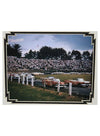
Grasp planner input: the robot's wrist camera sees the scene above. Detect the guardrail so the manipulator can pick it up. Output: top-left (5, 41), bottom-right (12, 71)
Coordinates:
top-left (8, 73), bottom-right (73, 95)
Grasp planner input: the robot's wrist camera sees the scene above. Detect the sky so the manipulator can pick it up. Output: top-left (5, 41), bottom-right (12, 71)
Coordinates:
top-left (8, 33), bottom-right (93, 57)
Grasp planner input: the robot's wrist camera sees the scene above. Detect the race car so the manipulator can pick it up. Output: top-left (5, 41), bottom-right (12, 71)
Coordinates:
top-left (64, 78), bottom-right (91, 87)
top-left (42, 77), bottom-right (65, 87)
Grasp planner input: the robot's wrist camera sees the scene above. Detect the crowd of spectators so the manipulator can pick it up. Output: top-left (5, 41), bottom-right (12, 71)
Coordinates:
top-left (7, 56), bottom-right (92, 72)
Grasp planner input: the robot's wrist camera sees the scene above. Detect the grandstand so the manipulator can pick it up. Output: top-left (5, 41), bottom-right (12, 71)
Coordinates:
top-left (7, 56), bottom-right (92, 72)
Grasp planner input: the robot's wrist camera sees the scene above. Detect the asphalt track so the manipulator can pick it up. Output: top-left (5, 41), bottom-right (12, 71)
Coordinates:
top-left (34, 80), bottom-right (91, 97)
top-left (71, 87), bottom-right (91, 96)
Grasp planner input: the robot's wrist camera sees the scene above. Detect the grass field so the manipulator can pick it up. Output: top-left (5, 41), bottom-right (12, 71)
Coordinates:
top-left (35, 73), bottom-right (92, 82)
top-left (8, 81), bottom-right (82, 102)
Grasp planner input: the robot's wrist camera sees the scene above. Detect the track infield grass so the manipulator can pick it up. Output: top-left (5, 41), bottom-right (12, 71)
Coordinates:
top-left (8, 81), bottom-right (82, 102)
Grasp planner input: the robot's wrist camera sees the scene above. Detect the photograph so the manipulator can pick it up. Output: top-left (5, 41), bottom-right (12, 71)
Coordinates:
top-left (4, 32), bottom-right (96, 104)
top-left (1, 1), bottom-right (100, 136)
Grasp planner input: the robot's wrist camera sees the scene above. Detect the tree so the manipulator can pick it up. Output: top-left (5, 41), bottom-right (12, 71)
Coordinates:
top-left (38, 46), bottom-right (67, 59)
top-left (82, 51), bottom-right (90, 60)
top-left (54, 48), bottom-right (67, 59)
top-left (89, 52), bottom-right (93, 60)
top-left (38, 46), bottom-right (53, 59)
top-left (7, 44), bottom-right (22, 58)
top-left (67, 51), bottom-right (71, 60)
top-left (25, 50), bottom-right (38, 59)
top-left (7, 44), bottom-right (14, 56)
top-left (12, 44), bottom-right (22, 58)
top-left (25, 50), bottom-right (33, 59)
top-left (71, 50), bottom-right (81, 60)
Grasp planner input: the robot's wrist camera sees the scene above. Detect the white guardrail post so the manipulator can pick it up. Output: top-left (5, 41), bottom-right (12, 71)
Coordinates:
top-left (22, 74), bottom-right (25, 85)
top-left (57, 79), bottom-right (60, 93)
top-left (18, 75), bottom-right (20, 83)
top-left (26, 76), bottom-right (28, 85)
top-left (31, 76), bottom-right (34, 86)
top-left (69, 82), bottom-right (72, 96)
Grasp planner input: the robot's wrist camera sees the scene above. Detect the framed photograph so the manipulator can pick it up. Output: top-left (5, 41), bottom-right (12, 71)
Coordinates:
top-left (4, 32), bottom-right (96, 104)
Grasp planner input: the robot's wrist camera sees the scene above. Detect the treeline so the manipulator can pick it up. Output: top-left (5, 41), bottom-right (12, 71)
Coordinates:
top-left (7, 44), bottom-right (92, 60)
top-left (25, 46), bottom-right (92, 60)
top-left (25, 46), bottom-right (67, 59)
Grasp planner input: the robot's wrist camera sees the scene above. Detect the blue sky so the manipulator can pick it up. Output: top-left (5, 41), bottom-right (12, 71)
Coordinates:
top-left (8, 34), bottom-right (93, 56)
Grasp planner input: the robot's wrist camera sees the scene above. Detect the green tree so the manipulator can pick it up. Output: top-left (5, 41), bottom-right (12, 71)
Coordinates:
top-left (7, 44), bottom-right (14, 56)
top-left (12, 44), bottom-right (22, 58)
top-left (25, 50), bottom-right (37, 59)
top-left (67, 51), bottom-right (71, 60)
top-left (7, 44), bottom-right (22, 58)
top-left (71, 50), bottom-right (81, 60)
top-left (82, 51), bottom-right (90, 60)
top-left (89, 52), bottom-right (93, 60)
top-left (38, 46), bottom-right (52, 59)
top-left (38, 46), bottom-right (67, 59)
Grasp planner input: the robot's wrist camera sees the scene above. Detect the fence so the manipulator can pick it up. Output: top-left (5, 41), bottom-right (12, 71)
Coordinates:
top-left (8, 73), bottom-right (73, 96)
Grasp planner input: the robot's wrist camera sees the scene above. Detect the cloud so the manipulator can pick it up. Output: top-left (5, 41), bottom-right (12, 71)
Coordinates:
top-left (8, 38), bottom-right (24, 43)
top-left (78, 49), bottom-right (93, 54)
top-left (8, 34), bottom-right (93, 56)
top-left (30, 34), bottom-right (72, 52)
top-left (21, 34), bottom-right (73, 56)
top-left (88, 49), bottom-right (93, 53)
